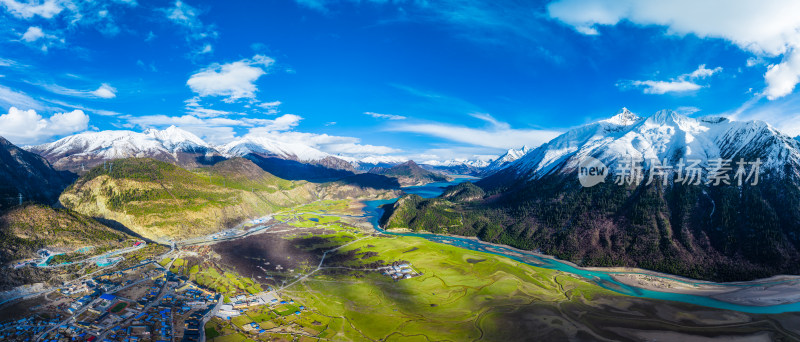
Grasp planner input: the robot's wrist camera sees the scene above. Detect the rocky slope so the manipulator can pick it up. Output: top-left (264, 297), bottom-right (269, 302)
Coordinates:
top-left (481, 146), bottom-right (531, 176)
top-left (60, 158), bottom-right (398, 241)
top-left (0, 136), bottom-right (76, 210)
top-left (369, 160), bottom-right (453, 186)
top-left (0, 204), bottom-right (133, 290)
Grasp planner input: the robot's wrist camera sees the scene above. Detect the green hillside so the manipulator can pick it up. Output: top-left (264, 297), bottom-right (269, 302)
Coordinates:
top-left (60, 158), bottom-right (318, 241)
top-left (0, 204), bottom-right (133, 289)
top-left (60, 158), bottom-right (399, 241)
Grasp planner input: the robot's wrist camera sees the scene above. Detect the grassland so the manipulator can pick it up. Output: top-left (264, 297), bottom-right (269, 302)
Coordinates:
top-left (282, 235), bottom-right (612, 341)
top-left (165, 257), bottom-right (264, 299)
top-left (195, 199), bottom-right (800, 341)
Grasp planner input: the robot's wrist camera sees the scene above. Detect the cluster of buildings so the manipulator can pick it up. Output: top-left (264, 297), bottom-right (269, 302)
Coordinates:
top-left (0, 259), bottom-right (227, 342)
top-left (0, 315), bottom-right (63, 340)
top-left (380, 262), bottom-right (420, 281)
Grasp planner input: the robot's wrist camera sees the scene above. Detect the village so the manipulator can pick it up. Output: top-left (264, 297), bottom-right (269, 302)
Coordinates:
top-left (0, 251), bottom-right (321, 342)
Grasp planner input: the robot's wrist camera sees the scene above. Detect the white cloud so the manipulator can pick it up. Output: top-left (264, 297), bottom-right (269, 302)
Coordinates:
top-left (0, 0), bottom-right (62, 19)
top-left (621, 64), bottom-right (722, 94)
top-left (365, 111), bottom-right (406, 120)
top-left (91, 83), bottom-right (117, 98)
top-left (0, 84), bottom-right (46, 110)
top-left (547, 0), bottom-right (800, 99)
top-left (42, 82), bottom-right (118, 99)
top-left (764, 51), bottom-right (800, 99)
top-left (675, 106), bottom-right (701, 115)
top-left (688, 64), bottom-right (723, 79)
top-left (18, 26), bottom-right (61, 50)
top-left (390, 114), bottom-right (562, 149)
top-left (243, 129), bottom-right (400, 156)
top-left (161, 0), bottom-right (217, 41)
top-left (627, 80), bottom-right (702, 94)
top-left (126, 112), bottom-right (396, 156)
top-left (198, 43), bottom-right (213, 54)
top-left (187, 55), bottom-right (275, 102)
top-left (0, 107), bottom-right (89, 144)
top-left (21, 26), bottom-right (44, 42)
top-left (257, 100), bottom-right (281, 114)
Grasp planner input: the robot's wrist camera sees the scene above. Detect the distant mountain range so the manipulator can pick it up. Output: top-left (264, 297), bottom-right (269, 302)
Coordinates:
top-left (24, 125), bottom-right (532, 181)
top-left (382, 108), bottom-right (800, 281)
top-left (368, 160), bottom-right (452, 186)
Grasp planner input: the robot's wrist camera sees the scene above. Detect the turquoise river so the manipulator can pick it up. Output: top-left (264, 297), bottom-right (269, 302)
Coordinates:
top-left (362, 177), bottom-right (800, 314)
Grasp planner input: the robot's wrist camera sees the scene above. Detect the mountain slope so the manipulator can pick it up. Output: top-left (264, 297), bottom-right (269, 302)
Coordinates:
top-left (60, 158), bottom-right (398, 241)
top-left (0, 136), bottom-right (76, 210)
top-left (482, 146), bottom-right (531, 175)
top-left (369, 160), bottom-right (453, 186)
top-left (420, 159), bottom-right (490, 176)
top-left (27, 126), bottom-right (221, 173)
top-left (0, 204), bottom-right (134, 290)
top-left (381, 109), bottom-right (800, 281)
top-left (60, 158), bottom-right (318, 241)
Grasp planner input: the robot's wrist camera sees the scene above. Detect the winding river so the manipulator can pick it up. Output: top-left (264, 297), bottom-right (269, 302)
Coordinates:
top-left (362, 177), bottom-right (800, 314)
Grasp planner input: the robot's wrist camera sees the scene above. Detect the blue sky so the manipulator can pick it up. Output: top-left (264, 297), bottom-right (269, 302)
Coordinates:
top-left (1, 0), bottom-right (799, 161)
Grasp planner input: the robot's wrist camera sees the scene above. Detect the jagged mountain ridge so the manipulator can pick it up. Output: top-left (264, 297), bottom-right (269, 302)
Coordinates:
top-left (26, 126), bottom-right (360, 177)
top-left (27, 126), bottom-right (222, 173)
top-left (481, 146), bottom-right (531, 175)
top-left (498, 108), bottom-right (800, 183)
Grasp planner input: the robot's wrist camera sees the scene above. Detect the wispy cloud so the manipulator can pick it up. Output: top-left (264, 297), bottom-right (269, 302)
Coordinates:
top-left (548, 0), bottom-right (800, 99)
top-left (0, 0), bottom-right (63, 19)
top-left (0, 84), bottom-right (47, 111)
top-left (293, 0), bottom-right (561, 62)
top-left (41, 82), bottom-right (117, 99)
top-left (726, 95), bottom-right (800, 137)
top-left (619, 64), bottom-right (722, 94)
top-left (160, 0), bottom-right (217, 41)
top-left (390, 113), bottom-right (561, 149)
top-left (365, 111), bottom-right (406, 120)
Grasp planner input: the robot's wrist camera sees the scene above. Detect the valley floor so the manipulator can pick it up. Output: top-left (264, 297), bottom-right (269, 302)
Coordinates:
top-left (3, 199), bottom-right (800, 341)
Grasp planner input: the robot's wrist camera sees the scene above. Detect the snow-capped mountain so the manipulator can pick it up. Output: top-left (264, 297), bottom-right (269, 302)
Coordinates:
top-left (27, 126), bottom-right (218, 172)
top-left (482, 146), bottom-right (531, 175)
top-left (144, 125), bottom-right (211, 153)
top-left (421, 158), bottom-right (490, 168)
top-left (503, 108), bottom-right (800, 182)
top-left (349, 155), bottom-right (409, 171)
top-left (218, 136), bottom-right (331, 162)
top-left (419, 158), bottom-right (491, 176)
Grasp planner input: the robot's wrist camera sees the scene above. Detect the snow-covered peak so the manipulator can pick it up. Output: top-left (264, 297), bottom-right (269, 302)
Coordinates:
top-left (421, 158), bottom-right (490, 168)
top-left (360, 155), bottom-right (408, 165)
top-left (144, 125), bottom-right (209, 150)
top-left (219, 136), bottom-right (330, 162)
top-left (25, 127), bottom-right (219, 171)
top-left (504, 108), bottom-right (800, 182)
top-left (483, 146), bottom-right (532, 174)
top-left (29, 127), bottom-right (212, 160)
top-left (602, 107), bottom-right (641, 126)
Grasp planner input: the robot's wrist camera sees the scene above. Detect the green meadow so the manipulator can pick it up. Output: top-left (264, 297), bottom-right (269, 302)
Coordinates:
top-left (281, 235), bottom-right (616, 341)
